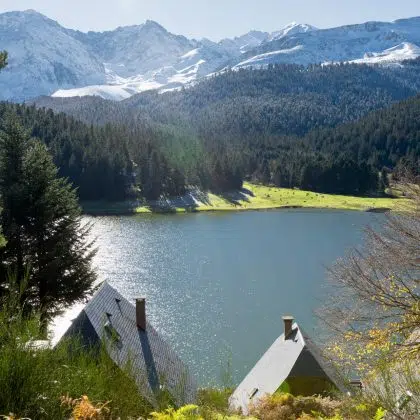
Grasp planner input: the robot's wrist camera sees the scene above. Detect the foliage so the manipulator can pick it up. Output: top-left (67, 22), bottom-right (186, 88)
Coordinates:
top-left (60, 395), bottom-right (110, 420)
top-left (361, 359), bottom-right (419, 419)
top-left (249, 393), bottom-right (342, 420)
top-left (150, 405), bottom-right (202, 420)
top-left (0, 234), bottom-right (6, 248)
top-left (196, 388), bottom-right (232, 419)
top-left (0, 289), bottom-right (152, 419)
top-left (373, 407), bottom-right (387, 420)
top-left (0, 51), bottom-right (7, 70)
top-left (319, 179), bottom-right (420, 418)
top-left (0, 114), bottom-right (96, 328)
top-left (247, 393), bottom-right (393, 420)
top-left (322, 180), bottom-right (420, 375)
top-left (150, 403), bottom-right (256, 420)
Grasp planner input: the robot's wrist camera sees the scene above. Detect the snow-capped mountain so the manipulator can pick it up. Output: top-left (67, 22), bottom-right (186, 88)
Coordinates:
top-left (69, 20), bottom-right (195, 78)
top-left (0, 10), bottom-right (105, 101)
top-left (233, 17), bottom-right (420, 68)
top-left (0, 10), bottom-right (419, 101)
top-left (52, 33), bottom-right (235, 100)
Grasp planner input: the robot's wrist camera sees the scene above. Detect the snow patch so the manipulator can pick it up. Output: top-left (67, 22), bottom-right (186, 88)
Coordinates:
top-left (181, 48), bottom-right (200, 59)
top-left (233, 46), bottom-right (304, 68)
top-left (348, 42), bottom-right (420, 64)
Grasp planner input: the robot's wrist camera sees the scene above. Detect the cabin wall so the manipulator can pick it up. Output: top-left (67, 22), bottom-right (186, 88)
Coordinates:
top-left (277, 376), bottom-right (336, 396)
top-left (275, 348), bottom-right (338, 396)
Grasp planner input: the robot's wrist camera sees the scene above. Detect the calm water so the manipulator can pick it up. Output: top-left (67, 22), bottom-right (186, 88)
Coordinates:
top-left (52, 209), bottom-right (382, 386)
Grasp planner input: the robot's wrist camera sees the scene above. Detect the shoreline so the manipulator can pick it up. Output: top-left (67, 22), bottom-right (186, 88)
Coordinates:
top-left (81, 183), bottom-right (404, 216)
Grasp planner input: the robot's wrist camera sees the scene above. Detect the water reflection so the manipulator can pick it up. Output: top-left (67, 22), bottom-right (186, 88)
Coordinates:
top-left (51, 210), bottom-right (381, 385)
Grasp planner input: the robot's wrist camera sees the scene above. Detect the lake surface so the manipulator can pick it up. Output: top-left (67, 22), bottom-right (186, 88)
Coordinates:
top-left (52, 209), bottom-right (383, 386)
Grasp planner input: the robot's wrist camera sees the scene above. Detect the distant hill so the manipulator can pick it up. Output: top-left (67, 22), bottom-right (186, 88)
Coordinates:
top-left (34, 61), bottom-right (420, 137)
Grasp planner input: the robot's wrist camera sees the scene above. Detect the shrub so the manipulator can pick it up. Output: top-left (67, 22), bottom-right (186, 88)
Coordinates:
top-left (60, 395), bottom-right (110, 420)
top-left (197, 388), bottom-right (232, 414)
top-left (249, 393), bottom-right (342, 420)
top-left (150, 405), bottom-right (202, 420)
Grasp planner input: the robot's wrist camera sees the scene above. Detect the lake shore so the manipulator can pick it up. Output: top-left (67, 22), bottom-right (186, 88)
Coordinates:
top-left (81, 183), bottom-right (407, 216)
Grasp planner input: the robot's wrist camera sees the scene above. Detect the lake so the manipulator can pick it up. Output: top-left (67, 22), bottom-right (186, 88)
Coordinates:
top-left (52, 209), bottom-right (383, 386)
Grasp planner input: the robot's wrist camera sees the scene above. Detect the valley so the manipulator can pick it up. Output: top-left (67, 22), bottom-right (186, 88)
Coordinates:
top-left (0, 5), bottom-right (419, 418)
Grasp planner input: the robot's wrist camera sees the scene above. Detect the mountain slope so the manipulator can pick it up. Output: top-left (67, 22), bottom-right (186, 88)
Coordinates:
top-left (233, 17), bottom-right (420, 68)
top-left (0, 10), bottom-right (105, 101)
top-left (1, 10), bottom-right (420, 101)
top-left (69, 20), bottom-right (195, 78)
top-left (33, 60), bottom-right (420, 138)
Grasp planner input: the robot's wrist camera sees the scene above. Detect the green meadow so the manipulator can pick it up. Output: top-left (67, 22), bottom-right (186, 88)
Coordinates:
top-left (82, 183), bottom-right (407, 215)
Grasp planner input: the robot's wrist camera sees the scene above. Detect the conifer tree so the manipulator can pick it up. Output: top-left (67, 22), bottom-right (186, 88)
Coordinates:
top-left (0, 115), bottom-right (96, 329)
top-left (0, 51), bottom-right (8, 247)
top-left (0, 115), bottom-right (28, 284)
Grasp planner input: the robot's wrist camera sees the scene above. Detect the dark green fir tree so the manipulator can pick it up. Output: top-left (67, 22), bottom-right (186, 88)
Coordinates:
top-left (0, 115), bottom-right (96, 330)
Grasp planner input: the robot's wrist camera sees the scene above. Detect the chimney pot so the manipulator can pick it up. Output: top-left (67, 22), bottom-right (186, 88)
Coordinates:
top-left (136, 298), bottom-right (146, 330)
top-left (282, 315), bottom-right (294, 339)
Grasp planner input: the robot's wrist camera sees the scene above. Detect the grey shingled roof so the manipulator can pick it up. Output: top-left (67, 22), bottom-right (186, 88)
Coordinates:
top-left (59, 282), bottom-right (197, 407)
top-left (229, 322), bottom-right (346, 414)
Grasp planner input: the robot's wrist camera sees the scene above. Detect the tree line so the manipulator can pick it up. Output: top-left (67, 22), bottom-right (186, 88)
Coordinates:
top-left (2, 92), bottom-right (419, 199)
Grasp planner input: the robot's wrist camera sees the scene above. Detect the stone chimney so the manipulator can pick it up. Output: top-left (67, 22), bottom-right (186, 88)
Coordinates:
top-left (136, 298), bottom-right (146, 330)
top-left (282, 315), bottom-right (294, 339)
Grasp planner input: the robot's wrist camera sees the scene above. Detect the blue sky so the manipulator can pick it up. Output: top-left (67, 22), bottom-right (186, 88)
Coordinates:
top-left (1, 0), bottom-right (419, 40)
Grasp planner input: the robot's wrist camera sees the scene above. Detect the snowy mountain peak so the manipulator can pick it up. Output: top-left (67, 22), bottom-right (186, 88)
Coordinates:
top-left (270, 22), bottom-right (317, 40)
top-left (1, 8), bottom-right (55, 24)
top-left (219, 30), bottom-right (270, 54)
top-left (5, 9), bottom-right (42, 16)
top-left (111, 19), bottom-right (170, 35)
top-left (23, 9), bottom-right (40, 14)
top-left (142, 19), bottom-right (169, 32)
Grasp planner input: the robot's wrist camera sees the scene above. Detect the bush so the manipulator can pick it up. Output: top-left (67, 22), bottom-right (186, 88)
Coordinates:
top-left (150, 405), bottom-right (202, 420)
top-left (249, 393), bottom-right (341, 420)
top-left (197, 388), bottom-right (232, 414)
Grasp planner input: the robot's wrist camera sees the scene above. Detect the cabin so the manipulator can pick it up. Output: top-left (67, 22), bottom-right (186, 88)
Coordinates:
top-left (57, 282), bottom-right (197, 407)
top-left (229, 315), bottom-right (346, 414)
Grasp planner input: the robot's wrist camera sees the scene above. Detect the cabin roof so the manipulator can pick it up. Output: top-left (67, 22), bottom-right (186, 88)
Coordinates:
top-left (229, 322), bottom-right (346, 413)
top-left (59, 282), bottom-right (197, 407)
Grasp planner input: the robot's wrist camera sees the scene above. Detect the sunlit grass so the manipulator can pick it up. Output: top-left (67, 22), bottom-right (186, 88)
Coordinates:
top-left (195, 183), bottom-right (407, 213)
top-left (83, 183), bottom-right (409, 215)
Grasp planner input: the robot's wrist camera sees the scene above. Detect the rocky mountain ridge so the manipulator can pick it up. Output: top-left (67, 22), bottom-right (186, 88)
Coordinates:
top-left (0, 10), bottom-right (419, 101)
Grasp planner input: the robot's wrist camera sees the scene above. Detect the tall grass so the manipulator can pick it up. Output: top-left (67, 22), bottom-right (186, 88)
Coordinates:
top-left (0, 279), bottom-right (152, 419)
